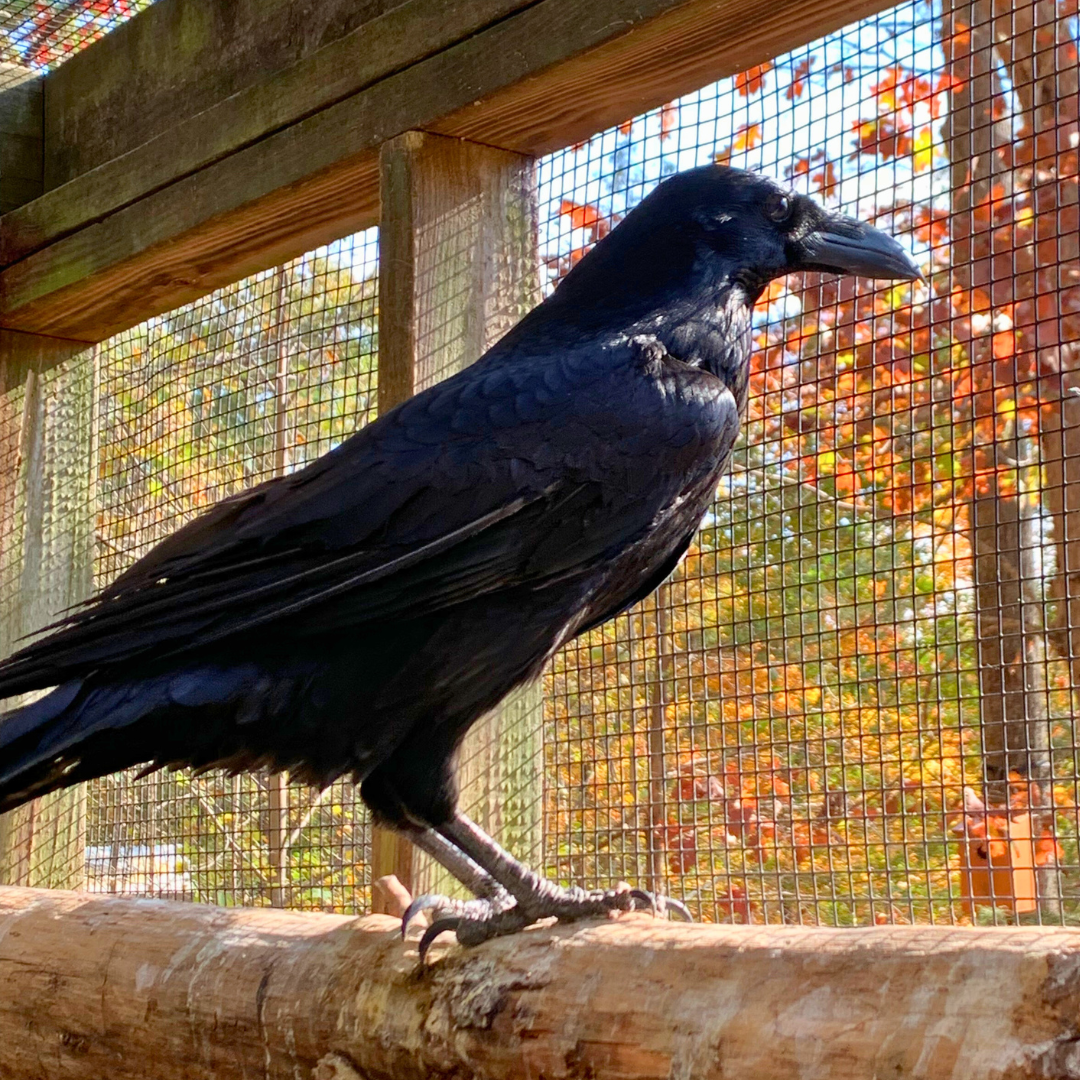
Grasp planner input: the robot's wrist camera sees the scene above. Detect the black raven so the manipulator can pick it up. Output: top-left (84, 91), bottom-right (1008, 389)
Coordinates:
top-left (0, 166), bottom-right (919, 949)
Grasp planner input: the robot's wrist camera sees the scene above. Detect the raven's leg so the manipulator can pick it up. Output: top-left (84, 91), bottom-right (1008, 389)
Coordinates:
top-left (413, 811), bottom-right (690, 952)
top-left (402, 824), bottom-right (502, 899)
top-left (396, 823), bottom-right (516, 933)
top-left (360, 765), bottom-right (516, 931)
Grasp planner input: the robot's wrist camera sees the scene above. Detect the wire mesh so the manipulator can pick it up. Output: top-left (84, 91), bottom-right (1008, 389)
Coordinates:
top-left (0, 0), bottom-right (152, 87)
top-left (0, 232), bottom-right (381, 908)
top-left (539, 0), bottom-right (1080, 926)
top-left (0, 0), bottom-right (1077, 929)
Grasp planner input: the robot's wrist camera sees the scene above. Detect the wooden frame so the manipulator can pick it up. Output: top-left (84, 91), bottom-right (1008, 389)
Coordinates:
top-left (0, 0), bottom-right (896, 344)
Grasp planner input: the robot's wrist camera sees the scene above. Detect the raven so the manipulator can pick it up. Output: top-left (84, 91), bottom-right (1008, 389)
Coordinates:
top-left (0, 166), bottom-right (919, 949)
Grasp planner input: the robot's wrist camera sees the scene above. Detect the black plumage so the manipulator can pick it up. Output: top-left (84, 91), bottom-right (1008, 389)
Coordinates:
top-left (0, 166), bottom-right (919, 943)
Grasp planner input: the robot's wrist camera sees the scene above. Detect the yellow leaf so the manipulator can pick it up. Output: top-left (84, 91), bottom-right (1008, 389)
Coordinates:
top-left (913, 127), bottom-right (934, 173)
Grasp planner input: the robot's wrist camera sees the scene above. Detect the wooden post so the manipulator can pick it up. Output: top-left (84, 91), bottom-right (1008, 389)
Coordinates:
top-left (0, 65), bottom-right (43, 214)
top-left (646, 584), bottom-right (673, 899)
top-left (4, 884), bottom-right (1080, 1080)
top-left (373, 130), bottom-right (541, 907)
top-left (0, 330), bottom-right (93, 889)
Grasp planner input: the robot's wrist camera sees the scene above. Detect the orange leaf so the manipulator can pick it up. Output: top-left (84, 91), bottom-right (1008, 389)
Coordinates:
top-left (735, 61), bottom-right (772, 98)
top-left (733, 123), bottom-right (762, 152)
top-left (558, 200), bottom-right (610, 240)
top-left (992, 331), bottom-right (1015, 359)
top-left (660, 102), bottom-right (679, 141)
top-left (787, 57), bottom-right (814, 101)
top-left (559, 199), bottom-right (600, 229)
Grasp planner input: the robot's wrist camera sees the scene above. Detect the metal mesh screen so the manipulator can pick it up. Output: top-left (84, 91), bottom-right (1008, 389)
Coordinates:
top-left (540, 0), bottom-right (1080, 926)
top-left (1, 232), bottom-right (381, 909)
top-left (0, 0), bottom-right (153, 87)
top-left (1, 0), bottom-right (1078, 929)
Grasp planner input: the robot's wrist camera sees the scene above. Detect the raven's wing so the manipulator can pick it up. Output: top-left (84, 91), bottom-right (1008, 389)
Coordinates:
top-left (0, 342), bottom-right (735, 697)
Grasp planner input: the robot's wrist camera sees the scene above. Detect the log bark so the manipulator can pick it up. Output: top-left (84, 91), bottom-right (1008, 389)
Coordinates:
top-left (3, 885), bottom-right (1080, 1080)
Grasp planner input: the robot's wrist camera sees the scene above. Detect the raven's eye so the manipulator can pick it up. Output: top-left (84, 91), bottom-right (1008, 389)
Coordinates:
top-left (765, 193), bottom-right (792, 223)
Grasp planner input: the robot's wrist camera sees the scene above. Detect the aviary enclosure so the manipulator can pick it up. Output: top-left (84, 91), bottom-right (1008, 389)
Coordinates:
top-left (0, 0), bottom-right (1078, 931)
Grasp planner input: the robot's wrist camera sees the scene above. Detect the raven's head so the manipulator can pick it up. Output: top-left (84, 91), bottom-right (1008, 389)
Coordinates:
top-left (548, 164), bottom-right (922, 323)
top-left (675, 164), bottom-right (923, 294)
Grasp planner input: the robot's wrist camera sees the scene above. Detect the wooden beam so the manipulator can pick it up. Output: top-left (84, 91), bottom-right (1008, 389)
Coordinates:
top-left (0, 0), bottom-right (896, 344)
top-left (2, 884), bottom-right (1080, 1080)
top-left (373, 130), bottom-right (542, 908)
top-left (14, 0), bottom-right (534, 264)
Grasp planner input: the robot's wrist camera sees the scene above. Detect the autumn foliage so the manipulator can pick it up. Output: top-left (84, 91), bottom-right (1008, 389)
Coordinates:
top-left (544, 0), bottom-right (1080, 926)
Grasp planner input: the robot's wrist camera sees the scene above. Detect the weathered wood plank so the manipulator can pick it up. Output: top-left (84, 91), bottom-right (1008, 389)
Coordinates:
top-left (0, 0), bottom-right (897, 343)
top-left (43, 0), bottom-right (390, 186)
top-left (0, 66), bottom-right (42, 215)
top-left (1, 883), bottom-right (1079, 1080)
top-left (372, 131), bottom-right (543, 906)
top-left (10, 0), bottom-right (533, 268)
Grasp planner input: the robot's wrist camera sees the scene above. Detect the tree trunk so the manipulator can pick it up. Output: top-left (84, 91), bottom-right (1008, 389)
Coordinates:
top-left (943, 0), bottom-right (1079, 914)
top-left (942, 0), bottom-right (1048, 802)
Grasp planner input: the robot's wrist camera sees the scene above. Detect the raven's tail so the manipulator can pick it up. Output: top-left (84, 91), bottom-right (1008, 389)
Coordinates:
top-left (0, 676), bottom-right (198, 813)
top-left (0, 681), bottom-right (94, 812)
top-left (0, 663), bottom-right (309, 813)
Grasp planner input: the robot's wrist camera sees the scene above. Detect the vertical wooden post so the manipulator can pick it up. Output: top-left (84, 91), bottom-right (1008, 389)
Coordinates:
top-left (0, 329), bottom-right (92, 889)
top-left (0, 64), bottom-right (43, 215)
top-left (373, 130), bottom-right (541, 908)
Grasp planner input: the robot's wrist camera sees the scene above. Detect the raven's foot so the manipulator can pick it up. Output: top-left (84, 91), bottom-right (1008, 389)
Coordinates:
top-left (415, 882), bottom-right (689, 960)
top-left (401, 888), bottom-right (515, 937)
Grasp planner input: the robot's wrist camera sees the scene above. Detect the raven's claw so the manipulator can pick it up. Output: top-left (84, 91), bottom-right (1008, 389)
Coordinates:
top-left (419, 917), bottom-right (464, 961)
top-left (401, 890), bottom-right (515, 938)
top-left (413, 883), bottom-right (691, 961)
top-left (401, 893), bottom-right (457, 937)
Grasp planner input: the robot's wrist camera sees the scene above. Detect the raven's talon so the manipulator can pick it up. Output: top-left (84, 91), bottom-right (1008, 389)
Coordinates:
top-left (402, 890), bottom-right (516, 938)
top-left (411, 883), bottom-right (690, 958)
top-left (416, 904), bottom-right (530, 960)
top-left (526, 883), bottom-right (691, 925)
top-left (401, 893), bottom-right (461, 937)
top-left (418, 917), bottom-right (463, 962)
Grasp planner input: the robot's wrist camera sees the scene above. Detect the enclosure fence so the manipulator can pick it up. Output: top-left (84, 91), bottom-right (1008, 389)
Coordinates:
top-left (1, 0), bottom-right (1078, 927)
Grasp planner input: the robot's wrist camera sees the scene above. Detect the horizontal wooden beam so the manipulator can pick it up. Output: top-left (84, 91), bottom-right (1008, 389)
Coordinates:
top-left (1, 884), bottom-right (1079, 1080)
top-left (0, 0), bottom-right (894, 343)
top-left (9, 0), bottom-right (534, 266)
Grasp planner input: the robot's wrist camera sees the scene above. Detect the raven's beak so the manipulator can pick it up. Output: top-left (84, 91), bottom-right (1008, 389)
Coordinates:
top-left (796, 214), bottom-right (925, 282)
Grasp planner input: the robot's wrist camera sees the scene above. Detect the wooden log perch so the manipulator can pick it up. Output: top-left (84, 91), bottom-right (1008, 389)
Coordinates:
top-left (2, 885), bottom-right (1080, 1080)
